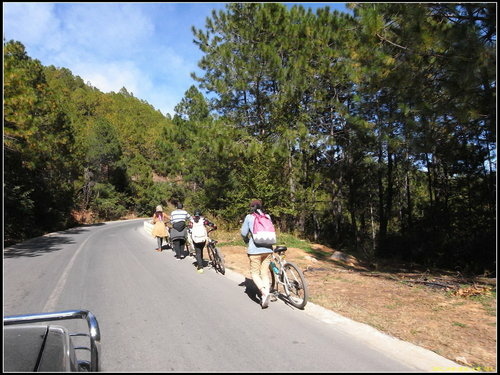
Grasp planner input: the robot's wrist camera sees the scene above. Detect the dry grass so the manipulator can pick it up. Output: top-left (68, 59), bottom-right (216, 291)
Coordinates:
top-left (214, 232), bottom-right (496, 371)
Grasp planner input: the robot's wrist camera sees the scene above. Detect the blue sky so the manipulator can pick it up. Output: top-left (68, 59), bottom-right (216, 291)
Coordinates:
top-left (3, 2), bottom-right (350, 117)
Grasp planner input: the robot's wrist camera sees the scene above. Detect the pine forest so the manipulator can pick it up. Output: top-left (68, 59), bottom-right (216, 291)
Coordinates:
top-left (4, 3), bottom-right (496, 275)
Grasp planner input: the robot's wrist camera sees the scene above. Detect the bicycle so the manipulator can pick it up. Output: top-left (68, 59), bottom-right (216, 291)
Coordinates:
top-left (206, 229), bottom-right (225, 275)
top-left (163, 232), bottom-right (173, 252)
top-left (268, 245), bottom-right (308, 309)
top-left (185, 229), bottom-right (196, 258)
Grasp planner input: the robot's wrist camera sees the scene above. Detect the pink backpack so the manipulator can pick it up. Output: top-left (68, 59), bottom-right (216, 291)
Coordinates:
top-left (252, 212), bottom-right (276, 246)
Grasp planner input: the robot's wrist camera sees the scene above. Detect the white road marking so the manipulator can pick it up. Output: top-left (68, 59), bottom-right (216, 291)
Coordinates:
top-left (43, 232), bottom-right (94, 312)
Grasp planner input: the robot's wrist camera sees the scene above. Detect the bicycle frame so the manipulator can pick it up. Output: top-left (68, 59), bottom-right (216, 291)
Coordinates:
top-left (206, 230), bottom-right (225, 274)
top-left (269, 246), bottom-right (308, 309)
top-left (271, 250), bottom-right (289, 292)
top-left (186, 229), bottom-right (195, 256)
top-left (206, 229), bottom-right (218, 252)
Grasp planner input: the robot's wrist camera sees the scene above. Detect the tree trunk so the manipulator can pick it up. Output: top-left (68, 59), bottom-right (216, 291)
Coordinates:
top-left (377, 145), bottom-right (387, 246)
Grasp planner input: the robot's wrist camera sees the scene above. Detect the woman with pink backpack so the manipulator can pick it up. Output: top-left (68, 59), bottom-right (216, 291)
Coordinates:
top-left (240, 199), bottom-right (276, 309)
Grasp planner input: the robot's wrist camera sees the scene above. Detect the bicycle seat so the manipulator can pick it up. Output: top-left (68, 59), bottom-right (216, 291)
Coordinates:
top-left (274, 246), bottom-right (287, 253)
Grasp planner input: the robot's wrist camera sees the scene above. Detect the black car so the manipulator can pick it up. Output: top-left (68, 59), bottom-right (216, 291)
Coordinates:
top-left (3, 310), bottom-right (100, 372)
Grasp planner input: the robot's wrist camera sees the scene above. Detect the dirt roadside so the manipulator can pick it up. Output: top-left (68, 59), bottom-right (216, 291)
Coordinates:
top-left (217, 241), bottom-right (496, 372)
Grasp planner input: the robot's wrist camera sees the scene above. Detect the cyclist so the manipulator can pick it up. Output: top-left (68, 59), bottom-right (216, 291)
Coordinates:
top-left (188, 210), bottom-right (217, 273)
top-left (240, 199), bottom-right (274, 308)
top-left (169, 202), bottom-right (191, 260)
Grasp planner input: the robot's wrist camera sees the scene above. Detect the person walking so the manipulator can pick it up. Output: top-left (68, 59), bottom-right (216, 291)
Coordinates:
top-left (240, 199), bottom-right (274, 308)
top-left (151, 205), bottom-right (168, 252)
top-left (189, 210), bottom-right (217, 274)
top-left (169, 202), bottom-right (191, 260)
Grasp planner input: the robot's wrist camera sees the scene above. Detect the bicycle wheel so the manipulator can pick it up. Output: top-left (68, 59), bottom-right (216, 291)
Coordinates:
top-left (213, 246), bottom-right (225, 275)
top-left (207, 243), bottom-right (215, 266)
top-left (282, 262), bottom-right (308, 309)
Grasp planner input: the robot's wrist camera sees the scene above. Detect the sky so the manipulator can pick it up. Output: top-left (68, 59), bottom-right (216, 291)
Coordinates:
top-left (3, 2), bottom-right (351, 117)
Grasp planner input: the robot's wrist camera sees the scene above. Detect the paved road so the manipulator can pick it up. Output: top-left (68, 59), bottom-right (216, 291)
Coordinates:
top-left (4, 219), bottom-right (460, 372)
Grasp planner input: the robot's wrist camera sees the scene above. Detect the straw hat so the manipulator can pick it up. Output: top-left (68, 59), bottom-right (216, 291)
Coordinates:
top-left (156, 205), bottom-right (163, 212)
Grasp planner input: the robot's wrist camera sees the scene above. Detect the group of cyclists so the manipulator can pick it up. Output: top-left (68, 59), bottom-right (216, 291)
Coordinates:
top-left (151, 199), bottom-right (305, 310)
top-left (151, 202), bottom-right (217, 274)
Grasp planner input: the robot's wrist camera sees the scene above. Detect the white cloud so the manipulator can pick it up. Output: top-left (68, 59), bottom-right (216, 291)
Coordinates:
top-left (3, 3), bottom-right (60, 46)
top-left (61, 3), bottom-right (154, 58)
top-left (71, 58), bottom-right (183, 116)
top-left (152, 46), bottom-right (198, 84)
top-left (71, 60), bottom-right (143, 94)
top-left (4, 2), bottom-right (350, 119)
top-left (146, 89), bottom-right (181, 117)
top-left (3, 2), bottom-right (218, 117)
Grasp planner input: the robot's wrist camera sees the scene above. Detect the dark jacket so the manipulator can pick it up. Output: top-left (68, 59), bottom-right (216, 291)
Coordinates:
top-left (170, 225), bottom-right (187, 241)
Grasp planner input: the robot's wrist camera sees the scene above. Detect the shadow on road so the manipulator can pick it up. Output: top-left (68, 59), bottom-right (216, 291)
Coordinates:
top-left (238, 277), bottom-right (261, 305)
top-left (3, 224), bottom-right (105, 259)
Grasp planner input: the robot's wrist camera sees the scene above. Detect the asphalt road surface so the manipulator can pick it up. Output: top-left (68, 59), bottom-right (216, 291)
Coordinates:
top-left (4, 219), bottom-right (461, 372)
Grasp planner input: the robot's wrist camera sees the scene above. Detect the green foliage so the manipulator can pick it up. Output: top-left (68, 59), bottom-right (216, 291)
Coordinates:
top-left (90, 183), bottom-right (128, 220)
top-left (3, 3), bottom-right (496, 276)
top-left (4, 40), bottom-right (77, 244)
top-left (276, 233), bottom-right (313, 252)
top-left (190, 3), bottom-right (495, 273)
top-left (174, 85), bottom-right (210, 122)
top-left (86, 118), bottom-right (122, 177)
